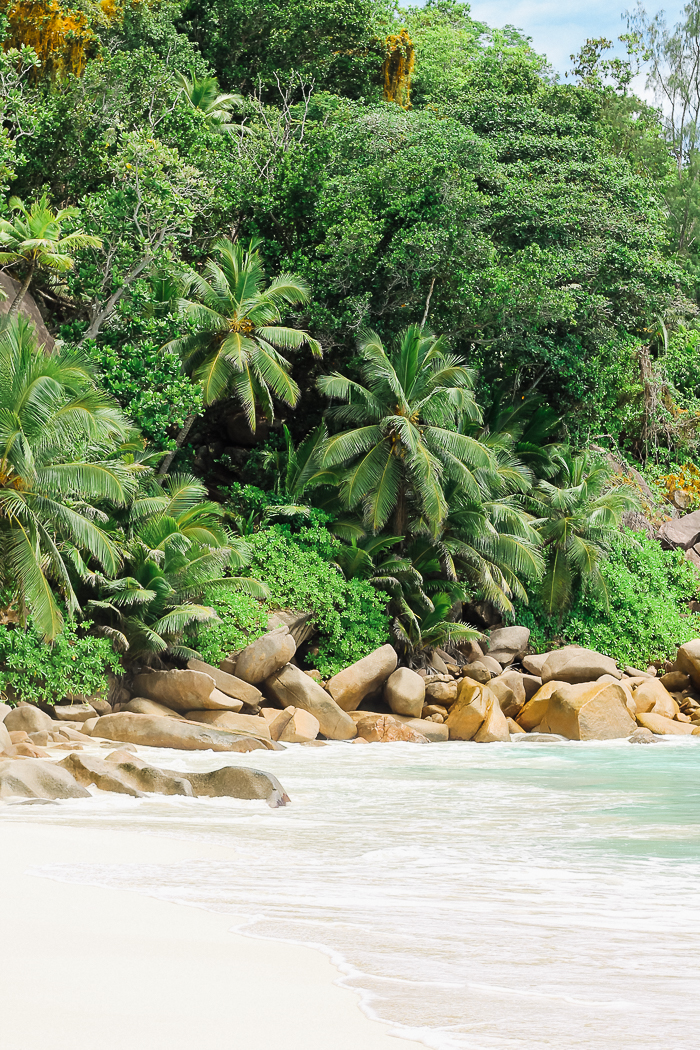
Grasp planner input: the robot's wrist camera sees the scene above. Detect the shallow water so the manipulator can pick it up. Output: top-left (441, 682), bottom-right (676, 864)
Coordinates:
top-left (3, 737), bottom-right (700, 1049)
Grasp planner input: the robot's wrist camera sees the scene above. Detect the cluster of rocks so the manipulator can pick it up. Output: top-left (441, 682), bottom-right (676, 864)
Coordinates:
top-left (3, 620), bottom-right (700, 801)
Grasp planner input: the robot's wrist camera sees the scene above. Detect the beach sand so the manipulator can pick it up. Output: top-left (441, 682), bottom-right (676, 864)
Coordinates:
top-left (0, 818), bottom-right (424, 1050)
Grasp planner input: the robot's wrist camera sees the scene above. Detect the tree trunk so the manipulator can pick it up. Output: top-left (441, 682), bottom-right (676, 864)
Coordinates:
top-left (7, 263), bottom-right (34, 319)
top-left (392, 481), bottom-right (407, 544)
top-left (157, 413), bottom-right (197, 475)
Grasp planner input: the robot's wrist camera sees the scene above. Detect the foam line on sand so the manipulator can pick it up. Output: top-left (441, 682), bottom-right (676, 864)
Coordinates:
top-left (0, 819), bottom-right (425, 1050)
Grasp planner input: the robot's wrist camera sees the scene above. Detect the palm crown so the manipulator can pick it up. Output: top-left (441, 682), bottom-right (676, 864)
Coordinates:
top-left (0, 318), bottom-right (134, 639)
top-left (528, 449), bottom-right (639, 618)
top-left (0, 194), bottom-right (102, 318)
top-left (165, 237), bottom-right (321, 428)
top-left (317, 325), bottom-right (491, 535)
top-left (175, 71), bottom-right (245, 133)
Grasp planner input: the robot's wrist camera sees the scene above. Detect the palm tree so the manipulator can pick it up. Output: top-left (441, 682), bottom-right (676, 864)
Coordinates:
top-left (528, 449), bottom-right (639, 619)
top-left (0, 318), bottom-right (133, 639)
top-left (317, 325), bottom-right (490, 536)
top-left (175, 71), bottom-right (245, 134)
top-left (161, 238), bottom-right (321, 473)
top-left (0, 194), bottom-right (101, 318)
top-left (87, 474), bottom-right (267, 659)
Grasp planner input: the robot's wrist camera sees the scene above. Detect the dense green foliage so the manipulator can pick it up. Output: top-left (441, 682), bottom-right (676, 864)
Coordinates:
top-left (0, 617), bottom-right (120, 705)
top-left (2, 0), bottom-right (700, 688)
top-left (245, 525), bottom-right (391, 676)
top-left (518, 530), bottom-right (700, 668)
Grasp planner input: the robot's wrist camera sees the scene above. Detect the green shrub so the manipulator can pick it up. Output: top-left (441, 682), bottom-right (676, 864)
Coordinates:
top-left (245, 525), bottom-right (390, 677)
top-left (0, 620), bottom-right (121, 706)
top-left (195, 587), bottom-right (269, 665)
top-left (515, 529), bottom-right (700, 667)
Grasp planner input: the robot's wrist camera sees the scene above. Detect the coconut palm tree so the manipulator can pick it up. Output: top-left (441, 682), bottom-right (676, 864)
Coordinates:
top-left (87, 474), bottom-right (267, 659)
top-left (528, 448), bottom-right (639, 619)
top-left (162, 238), bottom-right (321, 463)
top-left (175, 71), bottom-right (245, 134)
top-left (317, 324), bottom-right (490, 536)
top-left (0, 194), bottom-right (101, 318)
top-left (0, 318), bottom-right (133, 639)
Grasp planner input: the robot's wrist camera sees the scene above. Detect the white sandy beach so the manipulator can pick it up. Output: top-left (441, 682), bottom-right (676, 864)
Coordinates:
top-left (0, 818), bottom-right (424, 1050)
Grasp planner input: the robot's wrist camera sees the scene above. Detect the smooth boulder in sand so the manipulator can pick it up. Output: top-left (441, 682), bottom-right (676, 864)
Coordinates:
top-left (234, 627), bottom-right (297, 685)
top-left (384, 667), bottom-right (425, 718)
top-left (92, 713), bottom-right (268, 752)
top-left (0, 720), bottom-right (12, 754)
top-left (486, 626), bottom-right (530, 665)
top-left (181, 765), bottom-right (290, 807)
top-left (130, 669), bottom-right (218, 713)
top-left (472, 697), bottom-right (510, 742)
top-left (4, 707), bottom-right (53, 735)
top-left (636, 712), bottom-right (695, 736)
top-left (489, 671), bottom-right (527, 719)
top-left (545, 681), bottom-right (636, 740)
top-left (187, 658), bottom-right (259, 707)
top-left (124, 698), bottom-right (190, 721)
top-left (52, 704), bottom-right (97, 722)
top-left (326, 644), bottom-right (398, 712)
top-left (445, 681), bottom-right (494, 740)
top-left (277, 708), bottom-right (320, 743)
top-left (0, 758), bottom-right (91, 800)
top-left (389, 715), bottom-right (449, 742)
top-left (632, 679), bottom-right (679, 718)
top-left (185, 709), bottom-right (272, 741)
top-left (541, 647), bottom-right (621, 684)
top-left (424, 679), bottom-right (458, 703)
top-left (59, 753), bottom-right (194, 797)
top-left (675, 639), bottom-right (700, 688)
top-left (264, 663), bottom-right (357, 739)
top-left (353, 714), bottom-right (429, 743)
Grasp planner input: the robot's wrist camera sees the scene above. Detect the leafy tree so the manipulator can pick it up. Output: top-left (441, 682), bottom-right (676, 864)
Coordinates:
top-left (164, 236), bottom-right (322, 435)
top-left (527, 449), bottom-right (639, 619)
top-left (0, 318), bottom-right (133, 639)
top-left (0, 193), bottom-right (101, 317)
top-left (317, 324), bottom-right (489, 536)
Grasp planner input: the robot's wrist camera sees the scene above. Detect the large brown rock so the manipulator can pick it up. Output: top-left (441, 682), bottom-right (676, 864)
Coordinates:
top-left (545, 682), bottom-right (636, 740)
top-left (424, 679), bottom-right (458, 704)
top-left (632, 679), bottom-right (679, 719)
top-left (516, 681), bottom-right (561, 731)
top-left (675, 639), bottom-right (700, 688)
top-left (234, 627), bottom-right (297, 684)
top-left (3, 706), bottom-right (53, 734)
top-left (187, 658), bottom-right (259, 707)
top-left (91, 713), bottom-right (268, 752)
top-left (489, 672), bottom-right (527, 719)
top-left (185, 709), bottom-right (272, 741)
top-left (354, 713), bottom-right (429, 743)
top-left (124, 698), bottom-right (189, 721)
top-left (391, 715), bottom-right (449, 742)
top-left (445, 681), bottom-right (491, 740)
top-left (657, 510), bottom-right (700, 550)
top-left (0, 758), bottom-right (90, 799)
top-left (277, 708), bottom-right (320, 743)
top-left (636, 712), bottom-right (695, 736)
top-left (59, 753), bottom-right (193, 797)
top-left (326, 644), bottom-right (398, 712)
top-left (180, 766), bottom-right (290, 807)
top-left (384, 667), bottom-right (425, 718)
top-left (541, 647), bottom-right (620, 684)
top-left (130, 670), bottom-right (217, 713)
top-left (521, 652), bottom-right (550, 676)
top-left (0, 702), bottom-right (10, 722)
top-left (473, 697), bottom-right (510, 742)
top-left (486, 626), bottom-right (530, 665)
top-left (52, 704), bottom-right (97, 722)
top-left (264, 663), bottom-right (356, 739)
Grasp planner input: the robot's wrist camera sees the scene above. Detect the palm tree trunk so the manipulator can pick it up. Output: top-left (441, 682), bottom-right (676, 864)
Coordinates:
top-left (393, 481), bottom-right (407, 543)
top-left (8, 262), bottom-right (35, 319)
top-left (158, 414), bottom-right (197, 475)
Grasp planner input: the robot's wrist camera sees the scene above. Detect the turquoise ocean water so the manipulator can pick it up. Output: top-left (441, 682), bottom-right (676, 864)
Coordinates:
top-left (3, 737), bottom-right (699, 1049)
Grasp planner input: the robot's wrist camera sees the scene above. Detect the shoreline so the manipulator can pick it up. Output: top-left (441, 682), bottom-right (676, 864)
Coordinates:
top-left (0, 818), bottom-right (425, 1050)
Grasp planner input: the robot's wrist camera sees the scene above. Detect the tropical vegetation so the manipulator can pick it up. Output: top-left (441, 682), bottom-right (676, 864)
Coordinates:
top-left (3, 0), bottom-right (700, 694)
